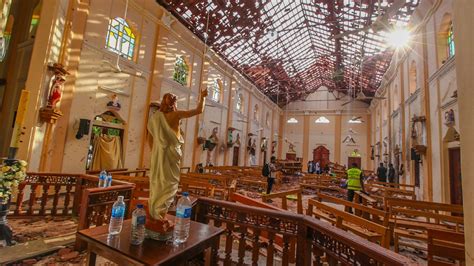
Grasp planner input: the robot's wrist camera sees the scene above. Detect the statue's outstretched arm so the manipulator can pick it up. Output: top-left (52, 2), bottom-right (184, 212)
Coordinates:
top-left (175, 88), bottom-right (208, 119)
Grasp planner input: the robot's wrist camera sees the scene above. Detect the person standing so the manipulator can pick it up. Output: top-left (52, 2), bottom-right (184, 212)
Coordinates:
top-left (266, 156), bottom-right (278, 195)
top-left (388, 163), bottom-right (396, 183)
top-left (376, 162), bottom-right (387, 182)
top-left (315, 161), bottom-right (321, 174)
top-left (346, 162), bottom-right (364, 213)
top-left (307, 160), bottom-right (314, 174)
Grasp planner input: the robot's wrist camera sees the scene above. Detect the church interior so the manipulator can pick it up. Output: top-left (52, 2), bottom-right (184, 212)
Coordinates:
top-left (0, 0), bottom-right (472, 265)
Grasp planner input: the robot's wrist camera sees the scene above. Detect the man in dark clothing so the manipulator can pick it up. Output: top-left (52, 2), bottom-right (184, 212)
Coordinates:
top-left (266, 156), bottom-right (277, 195)
top-left (388, 163), bottom-right (396, 183)
top-left (376, 163), bottom-right (387, 182)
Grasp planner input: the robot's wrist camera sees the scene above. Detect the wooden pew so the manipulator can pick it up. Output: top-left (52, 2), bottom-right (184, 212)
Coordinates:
top-left (229, 193), bottom-right (297, 263)
top-left (261, 189), bottom-right (303, 214)
top-left (307, 198), bottom-right (391, 248)
top-left (427, 229), bottom-right (465, 265)
top-left (371, 181), bottom-right (416, 192)
top-left (315, 193), bottom-right (389, 227)
top-left (86, 168), bottom-right (128, 175)
top-left (386, 198), bottom-right (464, 252)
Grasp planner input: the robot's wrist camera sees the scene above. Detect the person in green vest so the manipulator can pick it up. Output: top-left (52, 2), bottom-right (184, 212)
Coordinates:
top-left (346, 162), bottom-right (365, 213)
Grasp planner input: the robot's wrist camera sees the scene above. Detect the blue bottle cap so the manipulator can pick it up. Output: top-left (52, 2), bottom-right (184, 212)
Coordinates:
top-left (137, 204), bottom-right (144, 208)
top-left (182, 192), bottom-right (189, 197)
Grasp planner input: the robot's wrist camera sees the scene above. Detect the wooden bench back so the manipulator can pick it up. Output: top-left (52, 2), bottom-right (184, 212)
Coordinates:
top-left (387, 198), bottom-right (464, 231)
top-left (307, 198), bottom-right (390, 248)
top-left (371, 181), bottom-right (415, 192)
top-left (427, 229), bottom-right (465, 264)
top-left (261, 189), bottom-right (303, 214)
top-left (315, 193), bottom-right (389, 226)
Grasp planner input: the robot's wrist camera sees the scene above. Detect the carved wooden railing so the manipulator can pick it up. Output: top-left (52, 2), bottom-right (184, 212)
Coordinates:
top-left (11, 173), bottom-right (89, 217)
top-left (194, 197), bottom-right (418, 266)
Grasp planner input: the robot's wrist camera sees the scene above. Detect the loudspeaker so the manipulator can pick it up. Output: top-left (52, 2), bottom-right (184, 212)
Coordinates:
top-left (75, 119), bottom-right (90, 139)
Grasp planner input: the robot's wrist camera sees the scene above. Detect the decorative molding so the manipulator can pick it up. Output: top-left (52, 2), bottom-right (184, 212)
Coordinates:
top-left (440, 98), bottom-right (457, 110)
top-left (405, 88), bottom-right (421, 105)
top-left (428, 56), bottom-right (456, 84)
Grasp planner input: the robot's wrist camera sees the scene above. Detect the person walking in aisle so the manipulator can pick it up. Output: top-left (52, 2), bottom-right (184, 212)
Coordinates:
top-left (376, 162), bottom-right (387, 182)
top-left (346, 162), bottom-right (364, 213)
top-left (266, 156), bottom-right (278, 196)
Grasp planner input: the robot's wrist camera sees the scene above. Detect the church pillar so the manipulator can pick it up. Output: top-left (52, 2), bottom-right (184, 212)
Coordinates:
top-left (421, 25), bottom-right (434, 201)
top-left (302, 115), bottom-right (310, 166)
top-left (453, 0), bottom-right (474, 263)
top-left (334, 114), bottom-right (342, 164)
top-left (223, 79), bottom-right (234, 165)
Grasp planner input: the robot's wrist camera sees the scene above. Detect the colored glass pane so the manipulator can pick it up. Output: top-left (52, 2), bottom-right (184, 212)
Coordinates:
top-left (447, 23), bottom-right (455, 58)
top-left (173, 56), bottom-right (189, 86)
top-left (106, 17), bottom-right (136, 60)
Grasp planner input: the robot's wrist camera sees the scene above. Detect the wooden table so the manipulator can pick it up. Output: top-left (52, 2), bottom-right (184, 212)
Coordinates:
top-left (77, 216), bottom-right (224, 266)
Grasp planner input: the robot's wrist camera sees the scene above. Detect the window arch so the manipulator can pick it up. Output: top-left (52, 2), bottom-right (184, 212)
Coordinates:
top-left (106, 17), bottom-right (136, 60)
top-left (265, 111), bottom-right (271, 127)
top-left (409, 61), bottom-right (417, 94)
top-left (209, 78), bottom-right (222, 102)
top-left (236, 92), bottom-right (244, 113)
top-left (437, 13), bottom-right (454, 65)
top-left (253, 104), bottom-right (259, 121)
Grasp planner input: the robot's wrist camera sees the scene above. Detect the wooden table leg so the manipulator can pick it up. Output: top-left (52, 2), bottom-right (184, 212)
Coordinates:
top-left (87, 246), bottom-right (97, 266)
top-left (209, 236), bottom-right (220, 266)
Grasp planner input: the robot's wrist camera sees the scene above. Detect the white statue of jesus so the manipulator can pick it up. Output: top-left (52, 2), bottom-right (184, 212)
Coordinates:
top-left (147, 88), bottom-right (207, 222)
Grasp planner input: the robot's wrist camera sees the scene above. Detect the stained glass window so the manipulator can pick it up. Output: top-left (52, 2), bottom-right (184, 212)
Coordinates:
top-left (447, 22), bottom-right (455, 58)
top-left (173, 56), bottom-right (189, 86)
top-left (253, 104), bottom-right (259, 121)
top-left (106, 17), bottom-right (136, 60)
top-left (0, 0), bottom-right (13, 62)
top-left (209, 78), bottom-right (222, 102)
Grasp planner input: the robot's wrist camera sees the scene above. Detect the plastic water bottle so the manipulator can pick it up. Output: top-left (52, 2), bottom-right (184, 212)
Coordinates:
top-left (98, 170), bottom-right (107, 187)
top-left (106, 174), bottom-right (113, 187)
top-left (173, 192), bottom-right (192, 244)
top-left (130, 204), bottom-right (146, 245)
top-left (109, 196), bottom-right (126, 235)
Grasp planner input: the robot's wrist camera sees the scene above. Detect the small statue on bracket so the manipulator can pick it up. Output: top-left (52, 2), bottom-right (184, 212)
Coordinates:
top-left (106, 94), bottom-right (121, 111)
top-left (46, 63), bottom-right (69, 109)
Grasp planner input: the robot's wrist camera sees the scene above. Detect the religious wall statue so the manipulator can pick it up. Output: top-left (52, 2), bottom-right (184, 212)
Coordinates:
top-left (444, 109), bottom-right (455, 126)
top-left (271, 140), bottom-right (277, 155)
top-left (288, 142), bottom-right (296, 153)
top-left (235, 133), bottom-right (241, 147)
top-left (106, 94), bottom-right (121, 111)
top-left (46, 63), bottom-right (69, 109)
top-left (260, 137), bottom-right (268, 152)
top-left (146, 88), bottom-right (208, 240)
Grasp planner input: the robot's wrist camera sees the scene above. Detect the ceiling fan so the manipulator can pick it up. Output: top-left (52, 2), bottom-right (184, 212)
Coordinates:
top-left (349, 116), bottom-right (365, 123)
top-left (331, 0), bottom-right (407, 39)
top-left (341, 90), bottom-right (386, 106)
top-left (100, 60), bottom-right (145, 79)
top-left (99, 0), bottom-right (144, 79)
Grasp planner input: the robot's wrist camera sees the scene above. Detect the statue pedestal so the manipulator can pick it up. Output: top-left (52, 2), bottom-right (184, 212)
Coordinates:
top-left (145, 211), bottom-right (174, 241)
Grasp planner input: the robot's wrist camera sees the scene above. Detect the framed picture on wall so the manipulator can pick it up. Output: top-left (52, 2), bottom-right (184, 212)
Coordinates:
top-left (0, 79), bottom-right (6, 110)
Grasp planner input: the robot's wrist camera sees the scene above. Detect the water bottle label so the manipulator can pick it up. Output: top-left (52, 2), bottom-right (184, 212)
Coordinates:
top-left (111, 207), bottom-right (125, 218)
top-left (132, 215), bottom-right (146, 226)
top-left (176, 207), bottom-right (192, 218)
